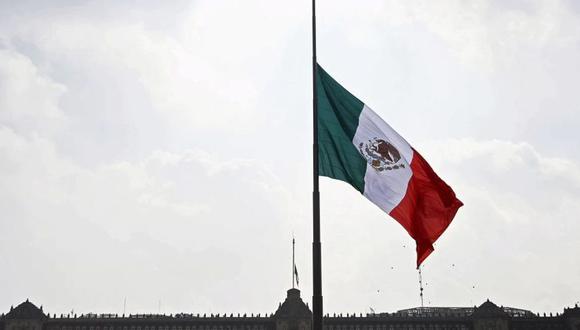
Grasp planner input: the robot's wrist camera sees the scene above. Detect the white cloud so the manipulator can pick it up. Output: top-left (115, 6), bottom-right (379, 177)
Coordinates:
top-left (0, 47), bottom-right (68, 136)
top-left (0, 1), bottom-right (307, 133)
top-left (324, 0), bottom-right (580, 70)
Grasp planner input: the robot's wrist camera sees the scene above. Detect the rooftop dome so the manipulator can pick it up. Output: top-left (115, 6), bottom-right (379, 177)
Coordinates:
top-left (5, 300), bottom-right (46, 320)
top-left (472, 299), bottom-right (508, 318)
top-left (273, 288), bottom-right (312, 319)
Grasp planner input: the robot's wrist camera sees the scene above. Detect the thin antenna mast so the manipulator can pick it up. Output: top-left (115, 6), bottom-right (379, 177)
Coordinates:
top-left (418, 267), bottom-right (424, 308)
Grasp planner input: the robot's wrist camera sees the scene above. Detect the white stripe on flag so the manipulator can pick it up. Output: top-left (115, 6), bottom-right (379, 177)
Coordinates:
top-left (352, 105), bottom-right (413, 213)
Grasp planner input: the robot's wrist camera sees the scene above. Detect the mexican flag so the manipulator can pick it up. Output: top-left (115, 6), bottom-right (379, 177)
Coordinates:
top-left (317, 64), bottom-right (463, 267)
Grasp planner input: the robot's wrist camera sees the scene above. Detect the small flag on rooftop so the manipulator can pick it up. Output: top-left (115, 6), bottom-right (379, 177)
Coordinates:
top-left (294, 264), bottom-right (299, 287)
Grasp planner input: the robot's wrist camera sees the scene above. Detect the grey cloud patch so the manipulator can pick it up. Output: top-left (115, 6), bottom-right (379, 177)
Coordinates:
top-left (0, 126), bottom-right (293, 313)
top-left (312, 138), bottom-right (580, 313)
top-left (410, 138), bottom-right (580, 311)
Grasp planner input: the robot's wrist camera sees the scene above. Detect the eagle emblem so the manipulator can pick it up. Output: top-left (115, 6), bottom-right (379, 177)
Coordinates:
top-left (358, 138), bottom-right (405, 171)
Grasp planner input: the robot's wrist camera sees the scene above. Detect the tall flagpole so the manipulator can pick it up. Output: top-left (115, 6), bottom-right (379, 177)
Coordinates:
top-left (312, 0), bottom-right (323, 329)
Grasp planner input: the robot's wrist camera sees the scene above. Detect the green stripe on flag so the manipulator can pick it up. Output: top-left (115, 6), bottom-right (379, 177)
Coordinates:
top-left (317, 64), bottom-right (367, 193)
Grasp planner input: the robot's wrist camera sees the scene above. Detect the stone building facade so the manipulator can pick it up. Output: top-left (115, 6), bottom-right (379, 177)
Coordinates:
top-left (2, 289), bottom-right (579, 330)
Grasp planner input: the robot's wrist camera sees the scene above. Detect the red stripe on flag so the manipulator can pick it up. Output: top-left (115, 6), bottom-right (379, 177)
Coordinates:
top-left (389, 149), bottom-right (463, 268)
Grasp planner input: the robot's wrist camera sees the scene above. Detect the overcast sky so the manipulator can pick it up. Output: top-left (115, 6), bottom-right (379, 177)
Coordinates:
top-left (1, 0), bottom-right (580, 318)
